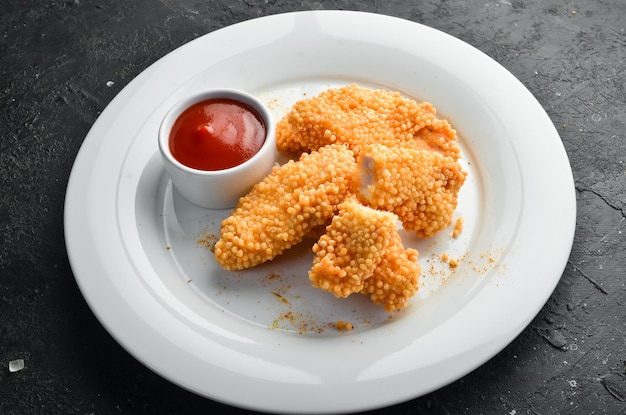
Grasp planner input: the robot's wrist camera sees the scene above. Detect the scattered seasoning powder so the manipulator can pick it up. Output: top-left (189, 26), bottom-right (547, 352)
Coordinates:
top-left (272, 292), bottom-right (290, 305)
top-left (265, 272), bottom-right (281, 281)
top-left (198, 232), bottom-right (218, 252)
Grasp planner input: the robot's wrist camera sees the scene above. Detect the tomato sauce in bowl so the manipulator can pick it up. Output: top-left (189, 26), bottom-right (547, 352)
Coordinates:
top-left (158, 89), bottom-right (276, 209)
top-left (169, 98), bottom-right (267, 171)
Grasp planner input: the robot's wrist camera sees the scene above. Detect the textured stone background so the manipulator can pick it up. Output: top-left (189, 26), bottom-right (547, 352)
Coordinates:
top-left (1, 1), bottom-right (625, 414)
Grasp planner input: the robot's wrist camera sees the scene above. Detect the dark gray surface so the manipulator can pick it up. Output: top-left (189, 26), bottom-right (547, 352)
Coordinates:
top-left (1, 1), bottom-right (625, 414)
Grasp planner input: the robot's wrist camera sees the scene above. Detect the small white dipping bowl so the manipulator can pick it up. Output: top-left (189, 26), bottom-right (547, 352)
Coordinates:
top-left (158, 89), bottom-right (276, 209)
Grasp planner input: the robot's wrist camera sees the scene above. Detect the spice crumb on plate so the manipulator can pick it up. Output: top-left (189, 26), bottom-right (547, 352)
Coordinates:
top-left (336, 320), bottom-right (354, 331)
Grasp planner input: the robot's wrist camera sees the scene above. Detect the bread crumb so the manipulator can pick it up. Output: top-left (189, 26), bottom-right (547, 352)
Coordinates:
top-left (336, 320), bottom-right (353, 331)
top-left (452, 217), bottom-right (464, 238)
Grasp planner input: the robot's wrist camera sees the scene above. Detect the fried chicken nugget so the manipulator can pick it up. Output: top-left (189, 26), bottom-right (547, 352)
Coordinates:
top-left (214, 144), bottom-right (356, 270)
top-left (309, 198), bottom-right (398, 297)
top-left (309, 198), bottom-right (421, 311)
top-left (356, 144), bottom-right (467, 238)
top-left (276, 84), bottom-right (460, 160)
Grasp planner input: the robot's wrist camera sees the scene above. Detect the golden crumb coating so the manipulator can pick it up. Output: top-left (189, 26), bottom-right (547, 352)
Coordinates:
top-left (356, 144), bottom-right (467, 238)
top-left (276, 84), bottom-right (460, 160)
top-left (309, 198), bottom-right (398, 297)
top-left (214, 144), bottom-right (356, 270)
top-left (360, 245), bottom-right (420, 312)
top-left (309, 198), bottom-right (421, 311)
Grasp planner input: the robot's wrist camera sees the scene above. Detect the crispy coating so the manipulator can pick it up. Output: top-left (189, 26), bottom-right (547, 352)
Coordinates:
top-left (309, 198), bottom-right (398, 297)
top-left (276, 84), bottom-right (460, 160)
top-left (310, 198), bottom-right (421, 311)
top-left (214, 144), bottom-right (356, 270)
top-left (360, 244), bottom-right (420, 312)
top-left (356, 144), bottom-right (467, 238)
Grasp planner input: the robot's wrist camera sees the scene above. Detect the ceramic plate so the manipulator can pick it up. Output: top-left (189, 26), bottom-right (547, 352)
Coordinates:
top-left (64, 11), bottom-right (576, 414)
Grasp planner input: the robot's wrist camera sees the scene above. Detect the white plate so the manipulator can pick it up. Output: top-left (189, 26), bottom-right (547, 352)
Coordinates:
top-left (64, 10), bottom-right (576, 414)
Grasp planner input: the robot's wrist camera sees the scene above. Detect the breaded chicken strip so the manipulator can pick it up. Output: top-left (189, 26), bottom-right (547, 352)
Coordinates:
top-left (356, 144), bottom-right (467, 238)
top-left (214, 144), bottom-right (356, 270)
top-left (276, 84), bottom-right (460, 160)
top-left (309, 198), bottom-right (421, 311)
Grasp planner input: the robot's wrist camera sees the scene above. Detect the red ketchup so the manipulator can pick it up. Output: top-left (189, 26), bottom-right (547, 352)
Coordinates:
top-left (169, 98), bottom-right (266, 171)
